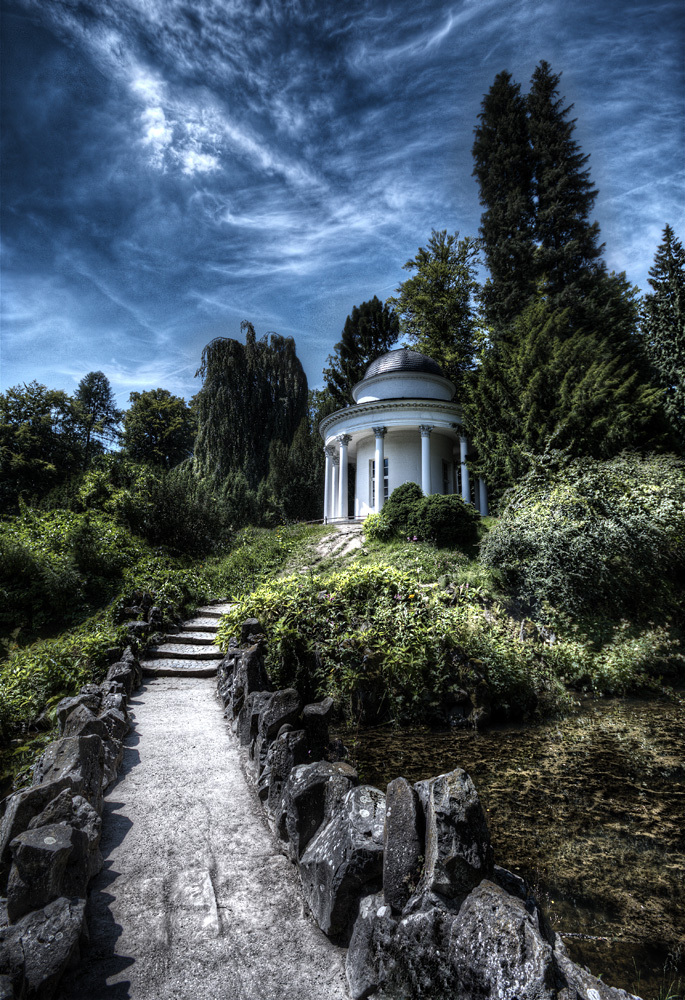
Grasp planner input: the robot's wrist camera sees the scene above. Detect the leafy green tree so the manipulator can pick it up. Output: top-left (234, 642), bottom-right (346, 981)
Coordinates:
top-left (74, 371), bottom-right (122, 468)
top-left (194, 321), bottom-right (308, 488)
top-left (266, 416), bottom-right (323, 522)
top-left (463, 296), bottom-right (669, 506)
top-left (388, 230), bottom-right (480, 389)
top-left (0, 381), bottom-right (82, 508)
top-left (322, 297), bottom-right (399, 408)
top-left (641, 225), bottom-right (685, 448)
top-left (527, 61), bottom-right (605, 315)
top-left (472, 72), bottom-right (536, 339)
top-left (122, 388), bottom-right (196, 469)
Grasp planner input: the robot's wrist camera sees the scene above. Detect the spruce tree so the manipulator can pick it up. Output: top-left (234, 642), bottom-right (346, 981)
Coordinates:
top-left (641, 225), bottom-right (685, 449)
top-left (322, 297), bottom-right (399, 408)
top-left (472, 72), bottom-right (536, 339)
top-left (194, 322), bottom-right (308, 488)
top-left (388, 230), bottom-right (480, 390)
top-left (463, 296), bottom-right (669, 508)
top-left (527, 61), bottom-right (604, 315)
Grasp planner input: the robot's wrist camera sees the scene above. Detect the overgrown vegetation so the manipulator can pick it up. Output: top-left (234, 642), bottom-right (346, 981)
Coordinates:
top-left (0, 521), bottom-right (324, 746)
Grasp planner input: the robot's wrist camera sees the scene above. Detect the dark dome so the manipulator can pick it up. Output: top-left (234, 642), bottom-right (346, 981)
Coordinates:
top-left (363, 348), bottom-right (443, 379)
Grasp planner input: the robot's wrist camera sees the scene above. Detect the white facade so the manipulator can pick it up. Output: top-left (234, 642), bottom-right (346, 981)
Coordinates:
top-left (319, 349), bottom-right (488, 520)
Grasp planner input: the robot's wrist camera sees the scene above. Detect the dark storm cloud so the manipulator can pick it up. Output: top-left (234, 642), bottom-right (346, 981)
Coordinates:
top-left (1, 0), bottom-right (683, 400)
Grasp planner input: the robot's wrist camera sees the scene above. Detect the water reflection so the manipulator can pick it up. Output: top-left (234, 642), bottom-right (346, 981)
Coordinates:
top-left (335, 696), bottom-right (685, 998)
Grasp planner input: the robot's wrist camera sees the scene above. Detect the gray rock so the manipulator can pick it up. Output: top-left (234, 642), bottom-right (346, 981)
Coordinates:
top-left (281, 760), bottom-right (359, 860)
top-left (62, 705), bottom-right (107, 742)
top-left (126, 620), bottom-right (151, 639)
top-left (230, 645), bottom-right (271, 717)
top-left (7, 824), bottom-right (88, 922)
top-left (302, 697), bottom-right (334, 756)
top-left (31, 736), bottom-right (105, 813)
top-left (236, 691), bottom-right (272, 748)
top-left (261, 730), bottom-right (310, 819)
top-left (0, 974), bottom-right (12, 1000)
top-left (217, 649), bottom-right (241, 710)
top-left (345, 892), bottom-right (396, 1000)
top-left (27, 790), bottom-right (102, 879)
top-left (55, 692), bottom-right (101, 735)
top-left (414, 768), bottom-right (493, 900)
top-left (347, 891), bottom-right (450, 999)
top-left (252, 689), bottom-right (302, 775)
top-left (98, 683), bottom-right (127, 717)
top-left (299, 785), bottom-right (385, 944)
top-left (383, 777), bottom-right (424, 913)
top-left (0, 781), bottom-right (74, 883)
top-left (0, 896), bottom-right (86, 999)
top-left (240, 618), bottom-right (263, 644)
top-left (120, 646), bottom-right (143, 686)
top-left (258, 689), bottom-right (302, 743)
top-left (347, 880), bottom-right (559, 1000)
top-left (97, 707), bottom-right (130, 744)
top-left (105, 663), bottom-right (135, 697)
top-left (447, 880), bottom-right (556, 999)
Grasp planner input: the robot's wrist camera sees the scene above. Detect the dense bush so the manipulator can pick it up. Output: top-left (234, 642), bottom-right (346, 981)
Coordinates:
top-left (40, 456), bottom-right (235, 555)
top-left (364, 482), bottom-right (479, 547)
top-left (481, 452), bottom-right (685, 620)
top-left (408, 494), bottom-right (480, 547)
top-left (0, 507), bottom-right (147, 643)
top-left (218, 559), bottom-right (679, 725)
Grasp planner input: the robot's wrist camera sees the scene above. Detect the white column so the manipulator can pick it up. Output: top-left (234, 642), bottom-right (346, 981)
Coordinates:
top-left (372, 426), bottom-right (387, 512)
top-left (420, 426), bottom-right (432, 496)
top-left (323, 446), bottom-right (334, 521)
top-left (331, 455), bottom-right (340, 519)
top-left (478, 478), bottom-right (488, 516)
top-left (338, 434), bottom-right (351, 520)
top-left (460, 435), bottom-right (470, 504)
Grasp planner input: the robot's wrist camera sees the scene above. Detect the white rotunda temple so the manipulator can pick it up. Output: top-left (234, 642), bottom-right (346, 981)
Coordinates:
top-left (318, 348), bottom-right (488, 521)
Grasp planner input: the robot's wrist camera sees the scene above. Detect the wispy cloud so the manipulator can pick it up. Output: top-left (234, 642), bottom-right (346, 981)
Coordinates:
top-left (2, 0), bottom-right (684, 402)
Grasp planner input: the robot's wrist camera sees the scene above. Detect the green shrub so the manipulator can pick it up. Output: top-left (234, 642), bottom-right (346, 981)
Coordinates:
top-left (363, 512), bottom-right (394, 542)
top-left (480, 452), bottom-right (685, 620)
top-left (382, 482), bottom-right (424, 533)
top-left (407, 494), bottom-right (480, 547)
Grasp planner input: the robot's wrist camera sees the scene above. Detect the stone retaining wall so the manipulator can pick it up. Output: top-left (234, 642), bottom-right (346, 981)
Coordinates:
top-left (0, 649), bottom-right (141, 999)
top-left (220, 620), bottom-right (641, 1000)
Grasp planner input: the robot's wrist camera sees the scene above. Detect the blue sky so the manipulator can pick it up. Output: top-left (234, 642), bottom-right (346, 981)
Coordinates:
top-left (1, 0), bottom-right (683, 407)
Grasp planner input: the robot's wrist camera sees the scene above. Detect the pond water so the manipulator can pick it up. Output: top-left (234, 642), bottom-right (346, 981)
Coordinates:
top-left (336, 696), bottom-right (685, 999)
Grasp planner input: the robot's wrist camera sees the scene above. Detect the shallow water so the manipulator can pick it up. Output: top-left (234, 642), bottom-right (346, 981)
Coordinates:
top-left (336, 696), bottom-right (685, 999)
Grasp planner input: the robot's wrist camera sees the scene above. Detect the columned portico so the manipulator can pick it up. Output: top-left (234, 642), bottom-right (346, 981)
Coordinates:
top-left (372, 426), bottom-right (387, 512)
top-left (419, 425), bottom-right (432, 495)
top-left (337, 434), bottom-right (351, 520)
top-left (318, 348), bottom-right (487, 520)
top-left (459, 435), bottom-right (470, 504)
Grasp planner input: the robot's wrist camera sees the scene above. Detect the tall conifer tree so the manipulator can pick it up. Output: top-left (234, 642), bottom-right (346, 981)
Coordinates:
top-left (527, 61), bottom-right (604, 315)
top-left (472, 72), bottom-right (536, 340)
top-left (641, 225), bottom-right (685, 448)
top-left (323, 297), bottom-right (399, 408)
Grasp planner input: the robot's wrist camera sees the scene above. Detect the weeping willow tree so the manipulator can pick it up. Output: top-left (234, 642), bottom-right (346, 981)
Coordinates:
top-left (194, 322), bottom-right (308, 488)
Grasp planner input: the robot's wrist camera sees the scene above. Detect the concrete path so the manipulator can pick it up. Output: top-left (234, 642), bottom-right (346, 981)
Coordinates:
top-left (56, 677), bottom-right (349, 1000)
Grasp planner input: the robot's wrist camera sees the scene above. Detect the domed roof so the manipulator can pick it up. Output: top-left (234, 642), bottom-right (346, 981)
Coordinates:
top-left (363, 348), bottom-right (443, 379)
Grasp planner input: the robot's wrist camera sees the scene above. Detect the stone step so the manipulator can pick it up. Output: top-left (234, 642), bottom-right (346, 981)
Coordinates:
top-left (196, 603), bottom-right (235, 617)
top-left (181, 619), bottom-right (219, 633)
top-left (140, 660), bottom-right (219, 678)
top-left (163, 632), bottom-right (218, 646)
top-left (146, 644), bottom-right (224, 660)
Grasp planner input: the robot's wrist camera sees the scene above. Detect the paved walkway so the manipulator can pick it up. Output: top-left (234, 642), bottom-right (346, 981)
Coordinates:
top-left (57, 677), bottom-right (348, 1000)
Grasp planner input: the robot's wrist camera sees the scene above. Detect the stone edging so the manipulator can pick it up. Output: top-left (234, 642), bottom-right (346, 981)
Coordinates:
top-left (219, 618), bottom-right (642, 1000)
top-left (0, 648), bottom-right (142, 999)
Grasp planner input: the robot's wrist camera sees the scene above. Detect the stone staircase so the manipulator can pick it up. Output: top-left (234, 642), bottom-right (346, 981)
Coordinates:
top-left (140, 602), bottom-right (234, 678)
